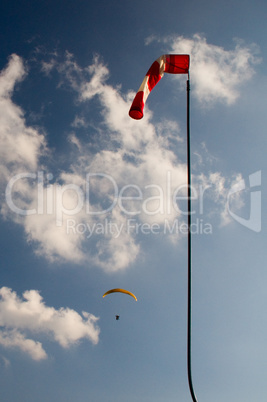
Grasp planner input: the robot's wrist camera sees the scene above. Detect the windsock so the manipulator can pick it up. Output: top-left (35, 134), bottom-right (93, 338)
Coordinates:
top-left (129, 54), bottom-right (190, 120)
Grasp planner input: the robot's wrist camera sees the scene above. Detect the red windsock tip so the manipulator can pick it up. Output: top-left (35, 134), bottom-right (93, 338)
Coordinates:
top-left (129, 109), bottom-right (143, 120)
top-left (129, 91), bottom-right (145, 120)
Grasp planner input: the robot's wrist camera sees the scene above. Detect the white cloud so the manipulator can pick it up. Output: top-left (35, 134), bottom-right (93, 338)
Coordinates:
top-left (0, 54), bottom-right (26, 97)
top-left (0, 48), bottom-right (247, 271)
top-left (0, 287), bottom-right (100, 360)
top-left (80, 54), bottom-right (110, 100)
top-left (192, 170), bottom-right (244, 227)
top-left (0, 54), bottom-right (46, 184)
top-left (24, 208), bottom-right (86, 263)
top-left (0, 330), bottom-right (47, 361)
top-left (91, 208), bottom-right (140, 272)
top-left (148, 34), bottom-right (260, 106)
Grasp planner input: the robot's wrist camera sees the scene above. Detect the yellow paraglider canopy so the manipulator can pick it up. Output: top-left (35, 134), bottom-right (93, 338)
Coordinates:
top-left (103, 288), bottom-right (137, 301)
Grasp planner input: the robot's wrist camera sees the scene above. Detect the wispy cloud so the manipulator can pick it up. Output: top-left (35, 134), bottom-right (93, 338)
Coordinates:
top-left (0, 354), bottom-right (11, 368)
top-left (0, 287), bottom-right (100, 360)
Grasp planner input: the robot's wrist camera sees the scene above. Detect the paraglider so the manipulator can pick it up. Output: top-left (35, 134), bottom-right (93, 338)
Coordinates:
top-left (102, 288), bottom-right (137, 301)
top-left (103, 288), bottom-right (137, 320)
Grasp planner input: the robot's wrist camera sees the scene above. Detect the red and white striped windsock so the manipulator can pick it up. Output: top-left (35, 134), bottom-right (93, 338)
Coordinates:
top-left (129, 54), bottom-right (190, 120)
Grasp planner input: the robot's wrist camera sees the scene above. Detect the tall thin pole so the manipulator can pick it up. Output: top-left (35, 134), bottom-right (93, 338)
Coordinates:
top-left (186, 77), bottom-right (198, 402)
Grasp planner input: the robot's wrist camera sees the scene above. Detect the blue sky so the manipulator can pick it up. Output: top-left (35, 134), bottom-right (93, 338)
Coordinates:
top-left (0, 1), bottom-right (266, 401)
